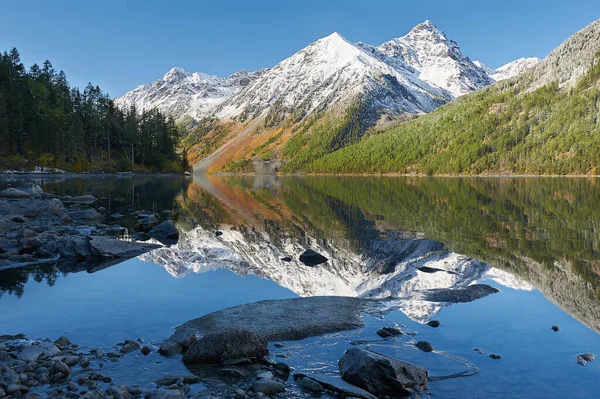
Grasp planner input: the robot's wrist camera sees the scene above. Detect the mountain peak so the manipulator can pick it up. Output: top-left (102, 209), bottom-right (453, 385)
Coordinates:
top-left (163, 67), bottom-right (190, 82)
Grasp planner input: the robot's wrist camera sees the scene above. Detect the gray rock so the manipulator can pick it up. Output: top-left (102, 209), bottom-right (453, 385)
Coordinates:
top-left (58, 236), bottom-right (93, 258)
top-left (299, 249), bottom-right (328, 266)
top-left (297, 376), bottom-right (324, 393)
top-left (110, 213), bottom-right (124, 219)
top-left (158, 340), bottom-right (182, 356)
top-left (169, 329), bottom-right (196, 348)
top-left (16, 183), bottom-right (43, 198)
top-left (489, 353), bottom-right (502, 360)
top-left (146, 389), bottom-right (186, 399)
top-left (175, 297), bottom-right (379, 342)
top-left (119, 340), bottom-right (141, 354)
top-left (80, 357), bottom-right (91, 368)
top-left (256, 371), bottom-right (274, 380)
top-left (71, 195), bottom-right (98, 205)
top-left (54, 336), bottom-right (73, 348)
top-left (294, 373), bottom-right (377, 399)
top-left (50, 360), bottom-right (70, 376)
top-left (427, 320), bottom-right (441, 328)
top-left (183, 329), bottom-right (268, 365)
top-left (67, 208), bottom-right (104, 222)
top-left (0, 188), bottom-right (31, 199)
top-left (89, 236), bottom-right (160, 259)
top-left (424, 284), bottom-right (500, 303)
top-left (148, 220), bottom-right (179, 241)
top-left (0, 368), bottom-right (19, 388)
top-left (415, 341), bottom-right (434, 353)
top-left (141, 346), bottom-right (152, 356)
top-left (376, 327), bottom-right (403, 338)
top-left (40, 343), bottom-right (60, 357)
top-left (577, 353), bottom-right (595, 366)
top-left (251, 380), bottom-right (285, 396)
top-left (338, 348), bottom-right (428, 398)
top-left (0, 388), bottom-right (5, 397)
top-left (17, 346), bottom-right (44, 362)
top-left (272, 362), bottom-right (291, 380)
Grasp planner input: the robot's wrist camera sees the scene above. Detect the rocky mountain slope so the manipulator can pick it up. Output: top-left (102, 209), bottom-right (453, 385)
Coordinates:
top-left (307, 18), bottom-right (600, 175)
top-left (114, 67), bottom-right (265, 120)
top-left (475, 57), bottom-right (541, 81)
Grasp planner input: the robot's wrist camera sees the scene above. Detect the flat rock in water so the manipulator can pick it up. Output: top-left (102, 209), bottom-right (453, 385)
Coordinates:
top-left (175, 296), bottom-right (378, 342)
top-left (338, 348), bottom-right (428, 398)
top-left (89, 236), bottom-right (160, 259)
top-left (71, 195), bottom-right (97, 204)
top-left (294, 373), bottom-right (377, 399)
top-left (299, 249), bottom-right (328, 266)
top-left (577, 353), bottom-right (595, 366)
top-left (423, 284), bottom-right (499, 303)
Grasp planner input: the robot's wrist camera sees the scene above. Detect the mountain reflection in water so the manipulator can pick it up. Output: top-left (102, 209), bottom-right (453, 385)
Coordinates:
top-left (2, 175), bottom-right (600, 334)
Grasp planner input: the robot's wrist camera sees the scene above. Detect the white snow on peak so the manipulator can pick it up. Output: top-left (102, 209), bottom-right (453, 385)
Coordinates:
top-left (490, 57), bottom-right (541, 81)
top-left (115, 67), bottom-right (265, 120)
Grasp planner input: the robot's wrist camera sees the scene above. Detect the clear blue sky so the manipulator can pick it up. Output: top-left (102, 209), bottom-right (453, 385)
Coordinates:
top-left (2, 0), bottom-right (600, 97)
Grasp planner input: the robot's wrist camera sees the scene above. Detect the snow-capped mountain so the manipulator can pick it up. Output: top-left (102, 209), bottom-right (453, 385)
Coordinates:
top-left (475, 57), bottom-right (541, 81)
top-left (360, 20), bottom-right (494, 97)
top-left (216, 32), bottom-right (452, 122)
top-left (114, 67), bottom-right (265, 120)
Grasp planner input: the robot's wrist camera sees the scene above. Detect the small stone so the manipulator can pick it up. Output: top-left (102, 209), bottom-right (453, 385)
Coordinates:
top-left (215, 231), bottom-right (223, 237)
top-left (158, 340), bottom-right (182, 356)
top-left (551, 325), bottom-right (560, 332)
top-left (256, 371), bottom-right (274, 380)
top-left (61, 216), bottom-right (73, 224)
top-left (299, 249), bottom-right (328, 266)
top-left (489, 353), bottom-right (502, 360)
top-left (472, 348), bottom-right (484, 354)
top-left (17, 346), bottom-right (44, 362)
top-left (273, 343), bottom-right (285, 348)
top-left (106, 351), bottom-right (122, 359)
top-left (252, 380), bottom-right (286, 396)
top-left (55, 336), bottom-right (73, 348)
top-left (577, 353), bottom-right (595, 366)
top-left (376, 327), bottom-right (403, 338)
top-left (80, 357), bottom-right (91, 368)
top-left (119, 340), bottom-right (141, 354)
top-left (280, 257), bottom-right (292, 262)
top-left (297, 377), bottom-right (324, 394)
top-left (272, 362), bottom-right (291, 380)
top-left (50, 360), bottom-right (70, 376)
top-left (111, 213), bottom-right (124, 220)
top-left (415, 341), bottom-right (434, 353)
top-left (141, 346), bottom-right (152, 356)
top-left (427, 320), bottom-right (441, 328)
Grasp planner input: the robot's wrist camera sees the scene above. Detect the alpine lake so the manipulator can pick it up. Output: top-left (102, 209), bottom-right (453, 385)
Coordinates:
top-left (1, 174), bottom-right (599, 398)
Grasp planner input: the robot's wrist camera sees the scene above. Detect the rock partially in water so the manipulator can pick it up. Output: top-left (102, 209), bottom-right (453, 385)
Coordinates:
top-left (183, 329), bottom-right (268, 365)
top-left (338, 348), bottom-right (428, 398)
top-left (294, 373), bottom-right (377, 399)
top-left (169, 329), bottom-right (196, 349)
top-left (119, 340), bottom-right (141, 354)
top-left (158, 340), bottom-right (183, 356)
top-left (89, 236), bottom-right (160, 259)
top-left (0, 188), bottom-right (31, 199)
top-left (280, 256), bottom-right (292, 262)
top-left (296, 376), bottom-right (324, 393)
top-left (427, 320), bottom-right (441, 328)
top-left (71, 195), bottom-right (98, 205)
top-left (551, 325), bottom-right (560, 332)
top-left (577, 353), bottom-right (595, 366)
top-left (16, 183), bottom-right (43, 198)
top-left (424, 284), bottom-right (500, 303)
top-left (376, 327), bottom-right (403, 338)
top-left (415, 341), bottom-right (434, 353)
top-left (251, 379), bottom-right (286, 396)
top-left (299, 249), bottom-right (328, 266)
top-left (17, 345), bottom-right (44, 362)
top-left (149, 220), bottom-right (179, 242)
top-left (489, 353), bottom-right (502, 360)
top-left (175, 297), bottom-right (376, 342)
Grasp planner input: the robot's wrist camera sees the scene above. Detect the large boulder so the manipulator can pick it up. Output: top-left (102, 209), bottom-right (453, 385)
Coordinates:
top-left (67, 209), bottom-right (104, 222)
top-left (16, 183), bottom-right (43, 198)
top-left (89, 236), bottom-right (160, 259)
top-left (182, 329), bottom-right (268, 364)
top-left (424, 284), bottom-right (499, 303)
top-left (338, 348), bottom-right (428, 398)
top-left (148, 220), bottom-right (179, 241)
top-left (0, 188), bottom-right (31, 199)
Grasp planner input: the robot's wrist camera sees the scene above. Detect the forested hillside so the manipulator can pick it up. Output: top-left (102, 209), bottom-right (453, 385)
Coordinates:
top-left (0, 48), bottom-right (190, 173)
top-left (303, 21), bottom-right (600, 175)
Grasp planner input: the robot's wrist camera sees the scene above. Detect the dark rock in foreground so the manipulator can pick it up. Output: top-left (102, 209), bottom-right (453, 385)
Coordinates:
top-left (424, 284), bottom-right (500, 303)
top-left (299, 249), bottom-right (328, 266)
top-left (183, 329), bottom-right (268, 365)
top-left (338, 348), bottom-right (428, 398)
top-left (149, 219), bottom-right (180, 242)
top-left (294, 373), bottom-right (377, 399)
top-left (174, 296), bottom-right (379, 342)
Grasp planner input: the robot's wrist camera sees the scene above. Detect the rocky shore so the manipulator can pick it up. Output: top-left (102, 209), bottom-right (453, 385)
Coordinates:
top-left (0, 183), bottom-right (179, 270)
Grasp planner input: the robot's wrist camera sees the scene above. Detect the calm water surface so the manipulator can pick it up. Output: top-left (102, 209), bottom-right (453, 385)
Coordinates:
top-left (1, 175), bottom-right (599, 398)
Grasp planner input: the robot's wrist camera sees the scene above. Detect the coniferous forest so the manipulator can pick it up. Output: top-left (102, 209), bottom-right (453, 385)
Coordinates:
top-left (0, 48), bottom-right (190, 173)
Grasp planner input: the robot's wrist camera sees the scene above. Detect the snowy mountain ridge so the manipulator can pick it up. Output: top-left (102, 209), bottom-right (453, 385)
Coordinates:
top-left (116, 21), bottom-right (539, 122)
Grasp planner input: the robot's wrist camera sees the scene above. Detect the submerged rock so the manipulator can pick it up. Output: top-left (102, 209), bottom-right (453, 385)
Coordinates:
top-left (338, 348), bottom-right (428, 398)
top-left (489, 353), bottom-right (502, 360)
top-left (427, 320), bottom-right (441, 328)
top-left (299, 249), bottom-right (328, 266)
top-left (424, 284), bottom-right (500, 303)
top-left (551, 325), bottom-right (560, 332)
top-left (182, 329), bottom-right (268, 364)
top-left (0, 188), bottom-right (31, 199)
top-left (577, 353), bottom-right (595, 366)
